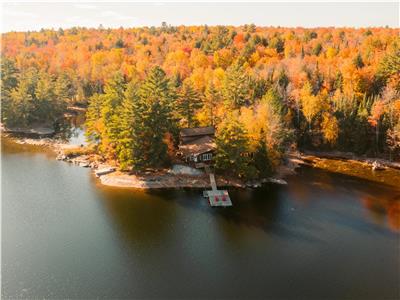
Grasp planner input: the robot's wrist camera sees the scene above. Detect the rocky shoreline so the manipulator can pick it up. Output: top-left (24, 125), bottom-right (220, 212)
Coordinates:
top-left (5, 135), bottom-right (400, 189)
top-left (4, 135), bottom-right (291, 189)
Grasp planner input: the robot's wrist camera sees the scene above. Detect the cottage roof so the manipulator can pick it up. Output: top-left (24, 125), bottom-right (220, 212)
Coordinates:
top-left (179, 135), bottom-right (216, 156)
top-left (180, 126), bottom-right (215, 137)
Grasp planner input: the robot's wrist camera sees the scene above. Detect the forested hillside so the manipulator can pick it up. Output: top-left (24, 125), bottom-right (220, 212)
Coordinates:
top-left (1, 25), bottom-right (399, 177)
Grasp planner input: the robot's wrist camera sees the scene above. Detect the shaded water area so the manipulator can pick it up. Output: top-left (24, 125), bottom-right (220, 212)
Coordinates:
top-left (2, 139), bottom-right (400, 299)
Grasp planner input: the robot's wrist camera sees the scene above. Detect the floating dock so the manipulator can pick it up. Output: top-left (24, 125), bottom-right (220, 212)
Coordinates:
top-left (203, 172), bottom-right (232, 207)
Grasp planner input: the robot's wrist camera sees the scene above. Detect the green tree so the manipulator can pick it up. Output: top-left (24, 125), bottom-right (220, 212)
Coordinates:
top-left (253, 131), bottom-right (272, 178)
top-left (353, 53), bottom-right (365, 69)
top-left (85, 93), bottom-right (104, 144)
top-left (8, 68), bottom-right (38, 127)
top-left (1, 58), bottom-right (19, 125)
top-left (222, 63), bottom-right (251, 109)
top-left (215, 114), bottom-right (253, 178)
top-left (177, 80), bottom-right (202, 127)
top-left (115, 79), bottom-right (140, 169)
top-left (35, 71), bottom-right (56, 122)
top-left (131, 67), bottom-right (177, 168)
top-left (202, 81), bottom-right (221, 126)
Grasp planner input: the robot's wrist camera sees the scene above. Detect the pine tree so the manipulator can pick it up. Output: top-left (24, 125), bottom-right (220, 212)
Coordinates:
top-left (85, 93), bottom-right (104, 144)
top-left (8, 68), bottom-right (38, 127)
top-left (177, 80), bottom-right (202, 127)
top-left (101, 73), bottom-right (127, 159)
top-left (214, 113), bottom-right (253, 178)
top-left (54, 72), bottom-right (73, 103)
top-left (1, 58), bottom-right (19, 126)
top-left (85, 72), bottom-right (127, 159)
top-left (115, 79), bottom-right (139, 169)
top-left (131, 67), bottom-right (177, 168)
top-left (253, 131), bottom-right (272, 178)
top-left (353, 53), bottom-right (365, 69)
top-left (35, 71), bottom-right (60, 124)
top-left (202, 81), bottom-right (221, 126)
top-left (222, 63), bottom-right (251, 109)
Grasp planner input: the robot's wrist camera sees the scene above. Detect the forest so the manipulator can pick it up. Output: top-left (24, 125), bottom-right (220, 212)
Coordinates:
top-left (1, 25), bottom-right (400, 179)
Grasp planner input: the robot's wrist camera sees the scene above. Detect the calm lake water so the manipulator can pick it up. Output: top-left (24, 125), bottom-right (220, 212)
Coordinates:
top-left (2, 139), bottom-right (400, 299)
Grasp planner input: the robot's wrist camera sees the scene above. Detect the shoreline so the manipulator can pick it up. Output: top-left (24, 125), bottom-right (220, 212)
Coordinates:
top-left (5, 135), bottom-right (400, 189)
top-left (4, 135), bottom-right (290, 189)
top-left (299, 150), bottom-right (400, 170)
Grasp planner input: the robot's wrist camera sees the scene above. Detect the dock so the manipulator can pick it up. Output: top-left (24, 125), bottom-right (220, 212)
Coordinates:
top-left (203, 168), bottom-right (232, 207)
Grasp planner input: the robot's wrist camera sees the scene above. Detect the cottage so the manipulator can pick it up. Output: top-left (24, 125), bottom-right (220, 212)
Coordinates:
top-left (178, 126), bottom-right (216, 168)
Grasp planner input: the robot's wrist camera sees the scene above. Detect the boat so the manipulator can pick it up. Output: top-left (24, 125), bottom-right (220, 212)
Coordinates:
top-left (95, 167), bottom-right (116, 177)
top-left (372, 161), bottom-right (385, 171)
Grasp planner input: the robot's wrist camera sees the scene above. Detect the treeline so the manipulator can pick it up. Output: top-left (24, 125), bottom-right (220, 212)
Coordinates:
top-left (1, 25), bottom-right (400, 176)
top-left (1, 58), bottom-right (74, 128)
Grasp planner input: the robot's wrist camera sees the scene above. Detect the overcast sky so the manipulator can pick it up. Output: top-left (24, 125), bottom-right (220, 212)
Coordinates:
top-left (1, 2), bottom-right (399, 32)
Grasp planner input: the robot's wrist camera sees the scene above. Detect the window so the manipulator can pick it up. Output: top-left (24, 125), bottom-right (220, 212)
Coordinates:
top-left (202, 153), bottom-right (212, 161)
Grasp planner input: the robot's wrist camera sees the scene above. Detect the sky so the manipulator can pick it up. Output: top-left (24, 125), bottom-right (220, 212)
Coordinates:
top-left (1, 1), bottom-right (399, 32)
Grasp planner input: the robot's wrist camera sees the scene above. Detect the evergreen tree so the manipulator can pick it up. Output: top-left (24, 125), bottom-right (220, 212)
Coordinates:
top-left (115, 80), bottom-right (140, 169)
top-left (353, 53), bottom-right (365, 69)
top-left (8, 68), bottom-right (38, 127)
top-left (131, 67), bottom-right (177, 168)
top-left (54, 72), bottom-right (73, 103)
top-left (35, 71), bottom-right (56, 123)
top-left (101, 73), bottom-right (127, 158)
top-left (253, 131), bottom-right (272, 178)
top-left (202, 81), bottom-right (221, 126)
top-left (177, 80), bottom-right (202, 127)
top-left (85, 93), bottom-right (104, 144)
top-left (222, 63), bottom-right (251, 109)
top-left (262, 87), bottom-right (284, 116)
top-left (1, 58), bottom-right (19, 125)
top-left (215, 114), bottom-right (253, 179)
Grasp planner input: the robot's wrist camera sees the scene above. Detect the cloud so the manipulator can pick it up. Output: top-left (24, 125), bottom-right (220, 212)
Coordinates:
top-left (100, 10), bottom-right (132, 21)
top-left (73, 4), bottom-right (97, 10)
top-left (3, 9), bottom-right (38, 18)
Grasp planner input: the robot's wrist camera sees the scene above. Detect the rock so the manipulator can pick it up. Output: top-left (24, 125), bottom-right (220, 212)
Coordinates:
top-left (169, 164), bottom-right (204, 176)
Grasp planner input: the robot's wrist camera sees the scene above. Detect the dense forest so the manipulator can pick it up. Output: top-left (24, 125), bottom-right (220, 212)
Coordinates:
top-left (1, 25), bottom-right (400, 178)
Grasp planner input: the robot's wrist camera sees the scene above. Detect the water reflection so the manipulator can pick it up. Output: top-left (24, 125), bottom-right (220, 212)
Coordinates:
top-left (362, 194), bottom-right (400, 232)
top-left (100, 188), bottom-right (178, 249)
top-left (57, 112), bottom-right (87, 145)
top-left (2, 139), bottom-right (400, 299)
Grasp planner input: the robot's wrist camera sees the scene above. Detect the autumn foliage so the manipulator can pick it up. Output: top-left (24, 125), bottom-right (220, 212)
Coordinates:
top-left (1, 25), bottom-right (400, 174)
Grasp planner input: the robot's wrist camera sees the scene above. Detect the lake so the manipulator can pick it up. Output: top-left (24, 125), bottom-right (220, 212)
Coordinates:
top-left (2, 138), bottom-right (400, 299)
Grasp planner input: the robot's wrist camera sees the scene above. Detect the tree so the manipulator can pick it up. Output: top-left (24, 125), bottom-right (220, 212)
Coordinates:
top-left (85, 93), bottom-right (104, 144)
top-left (115, 79), bottom-right (139, 169)
top-left (8, 68), bottom-right (38, 127)
top-left (214, 113), bottom-right (254, 179)
top-left (35, 71), bottom-right (56, 123)
top-left (1, 58), bottom-right (19, 125)
top-left (300, 81), bottom-right (324, 131)
top-left (177, 80), bottom-right (202, 127)
top-left (131, 66), bottom-right (177, 168)
top-left (222, 63), bottom-right (251, 109)
top-left (353, 53), bottom-right (365, 69)
top-left (253, 131), bottom-right (273, 178)
top-left (386, 121), bottom-right (400, 161)
top-left (320, 112), bottom-right (339, 145)
top-left (55, 72), bottom-right (74, 103)
top-left (200, 81), bottom-right (221, 126)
